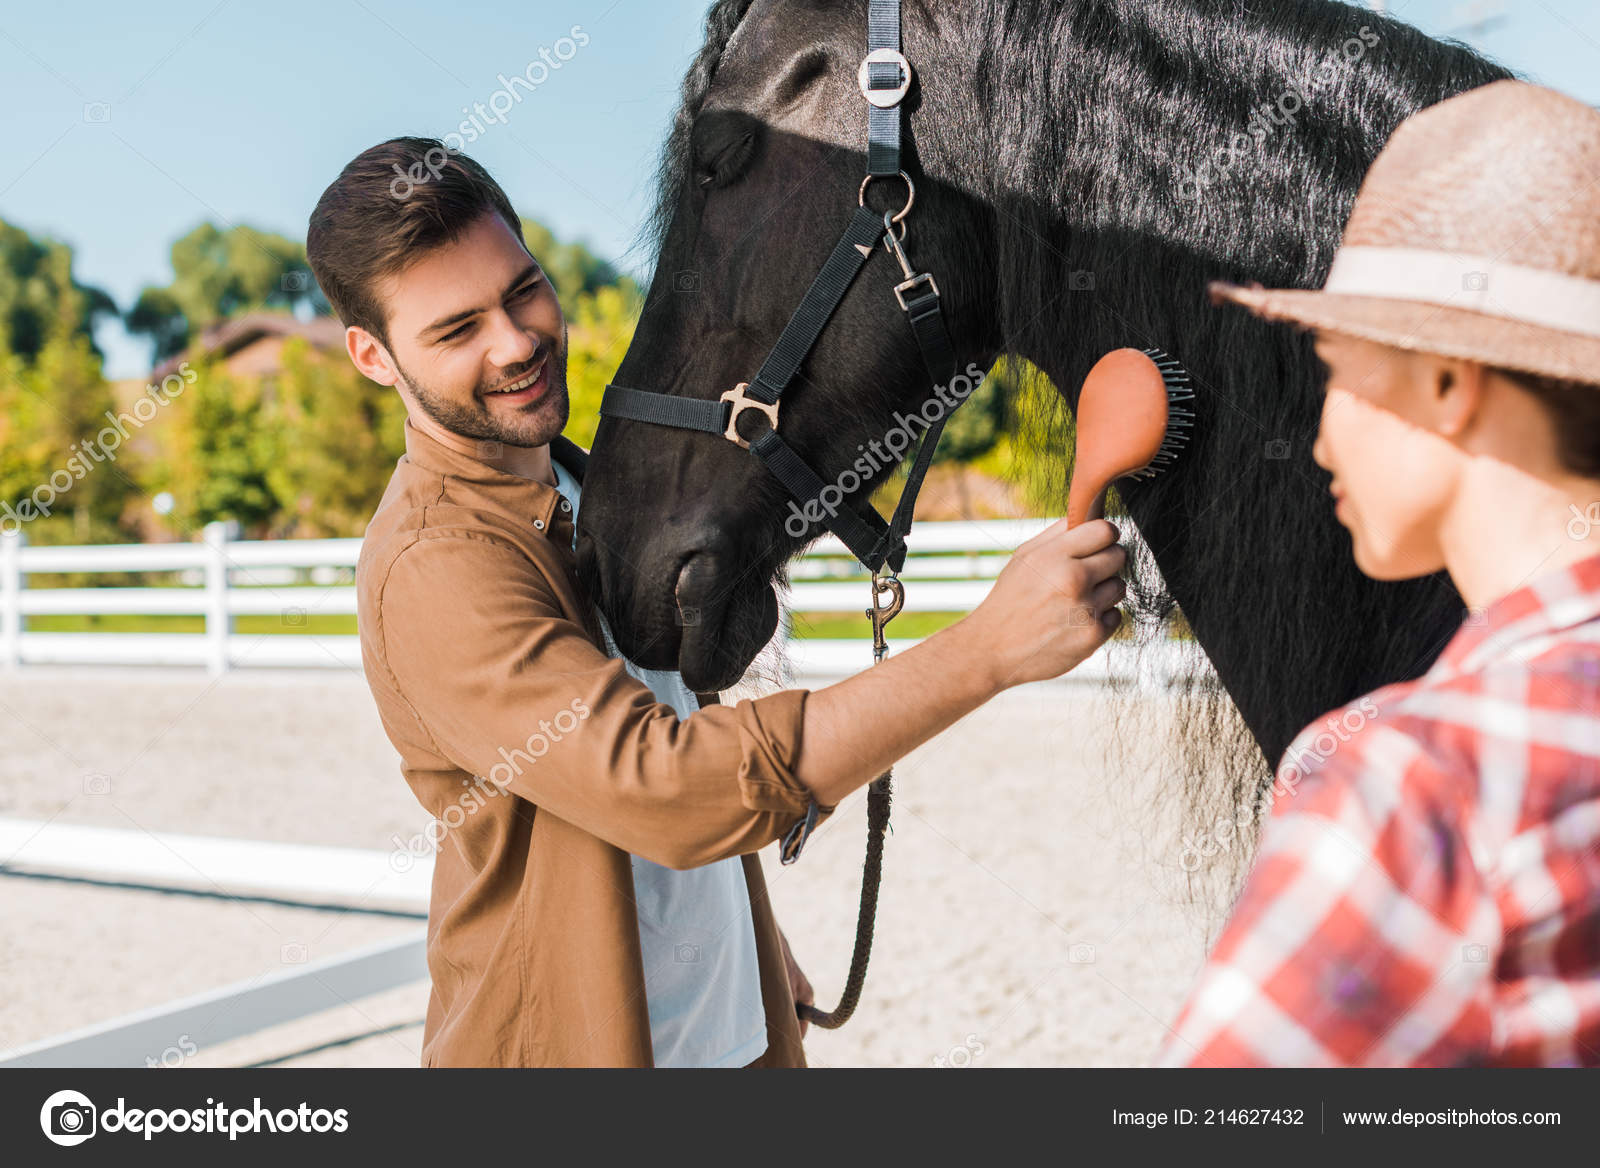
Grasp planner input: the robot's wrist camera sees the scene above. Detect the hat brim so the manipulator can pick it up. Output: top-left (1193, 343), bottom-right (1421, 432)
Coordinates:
top-left (1209, 282), bottom-right (1600, 386)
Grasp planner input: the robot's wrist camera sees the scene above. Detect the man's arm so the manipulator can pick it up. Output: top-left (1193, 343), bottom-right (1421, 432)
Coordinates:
top-left (375, 517), bottom-right (1127, 870)
top-left (376, 531), bottom-right (817, 870)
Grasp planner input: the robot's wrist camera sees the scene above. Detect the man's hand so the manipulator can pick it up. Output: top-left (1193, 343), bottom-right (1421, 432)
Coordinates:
top-left (961, 518), bottom-right (1127, 689)
top-left (777, 928), bottom-right (814, 1038)
top-left (793, 518), bottom-right (1130, 810)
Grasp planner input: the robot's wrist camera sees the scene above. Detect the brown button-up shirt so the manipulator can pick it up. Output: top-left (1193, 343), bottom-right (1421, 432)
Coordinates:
top-left (356, 421), bottom-right (824, 1067)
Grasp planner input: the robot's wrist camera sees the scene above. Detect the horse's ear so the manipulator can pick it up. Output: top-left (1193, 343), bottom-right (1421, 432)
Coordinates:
top-left (767, 46), bottom-right (834, 111)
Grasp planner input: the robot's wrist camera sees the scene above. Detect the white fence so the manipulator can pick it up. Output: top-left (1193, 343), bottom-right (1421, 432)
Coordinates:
top-left (0, 519), bottom-right (1204, 683)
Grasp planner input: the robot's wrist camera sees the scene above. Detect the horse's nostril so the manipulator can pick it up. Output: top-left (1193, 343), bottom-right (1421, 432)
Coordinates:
top-left (673, 547), bottom-right (715, 601)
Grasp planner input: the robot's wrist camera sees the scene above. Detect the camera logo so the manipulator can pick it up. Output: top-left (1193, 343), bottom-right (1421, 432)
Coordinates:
top-left (41, 1089), bottom-right (97, 1146)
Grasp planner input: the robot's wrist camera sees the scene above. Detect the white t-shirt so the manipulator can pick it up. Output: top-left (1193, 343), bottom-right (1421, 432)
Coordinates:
top-left (550, 457), bottom-right (768, 1069)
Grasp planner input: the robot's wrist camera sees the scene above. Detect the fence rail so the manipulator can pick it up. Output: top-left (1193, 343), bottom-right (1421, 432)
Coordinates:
top-left (0, 519), bottom-right (1204, 682)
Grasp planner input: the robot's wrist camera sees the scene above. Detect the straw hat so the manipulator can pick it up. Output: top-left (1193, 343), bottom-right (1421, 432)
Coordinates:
top-left (1211, 80), bottom-right (1600, 385)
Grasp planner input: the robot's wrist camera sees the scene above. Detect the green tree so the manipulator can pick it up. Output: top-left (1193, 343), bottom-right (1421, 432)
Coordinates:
top-left (0, 344), bottom-right (55, 516)
top-left (970, 357), bottom-right (1075, 514)
top-left (562, 283), bottom-right (640, 450)
top-left (929, 367), bottom-right (1007, 465)
top-left (126, 222), bottom-right (325, 363)
top-left (262, 338), bottom-right (408, 537)
top-left (0, 218), bottom-right (117, 362)
top-left (521, 217), bottom-right (638, 310)
top-left (15, 333), bottom-right (137, 542)
top-left (146, 353), bottom-right (278, 534)
top-left (0, 229), bottom-right (136, 544)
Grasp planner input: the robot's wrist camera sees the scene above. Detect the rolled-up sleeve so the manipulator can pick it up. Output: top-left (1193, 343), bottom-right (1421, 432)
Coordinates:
top-left (371, 530), bottom-right (827, 870)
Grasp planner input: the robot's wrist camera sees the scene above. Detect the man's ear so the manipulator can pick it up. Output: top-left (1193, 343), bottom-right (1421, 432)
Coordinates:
top-left (347, 325), bottom-right (399, 387)
top-left (1432, 357), bottom-right (1483, 440)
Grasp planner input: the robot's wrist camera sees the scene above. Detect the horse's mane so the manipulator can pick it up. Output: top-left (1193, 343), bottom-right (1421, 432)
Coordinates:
top-left (649, 0), bottom-right (1514, 903)
top-left (645, 0), bottom-right (759, 255)
top-left (966, 1), bottom-right (1511, 897)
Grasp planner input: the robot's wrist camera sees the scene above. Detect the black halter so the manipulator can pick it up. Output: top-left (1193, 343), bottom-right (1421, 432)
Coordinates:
top-left (598, 0), bottom-right (958, 1033)
top-left (599, 0), bottom-right (960, 577)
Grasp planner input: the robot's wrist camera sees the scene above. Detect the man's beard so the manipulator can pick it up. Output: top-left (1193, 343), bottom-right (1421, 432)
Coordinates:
top-left (397, 329), bottom-right (571, 449)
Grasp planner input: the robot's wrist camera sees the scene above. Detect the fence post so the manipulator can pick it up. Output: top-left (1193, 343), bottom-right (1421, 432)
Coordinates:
top-left (0, 530), bottom-right (24, 669)
top-left (202, 521), bottom-right (236, 676)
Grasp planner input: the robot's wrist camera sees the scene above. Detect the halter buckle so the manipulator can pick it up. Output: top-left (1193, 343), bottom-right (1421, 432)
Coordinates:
top-left (894, 273), bottom-right (940, 311)
top-left (719, 382), bottom-right (780, 449)
top-left (858, 47), bottom-right (912, 109)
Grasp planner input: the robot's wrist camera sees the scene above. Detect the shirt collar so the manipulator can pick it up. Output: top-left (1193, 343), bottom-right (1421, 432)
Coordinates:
top-left (1429, 551), bottom-right (1600, 681)
top-left (401, 420), bottom-right (587, 542)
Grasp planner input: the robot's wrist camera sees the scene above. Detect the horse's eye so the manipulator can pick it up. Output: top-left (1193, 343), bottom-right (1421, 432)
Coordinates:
top-left (691, 114), bottom-right (758, 192)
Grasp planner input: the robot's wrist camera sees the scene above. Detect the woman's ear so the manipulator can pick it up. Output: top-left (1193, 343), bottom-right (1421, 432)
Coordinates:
top-left (1432, 357), bottom-right (1483, 440)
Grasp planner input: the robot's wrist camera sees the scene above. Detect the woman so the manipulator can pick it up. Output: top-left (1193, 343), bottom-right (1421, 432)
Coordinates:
top-left (1160, 80), bottom-right (1600, 1067)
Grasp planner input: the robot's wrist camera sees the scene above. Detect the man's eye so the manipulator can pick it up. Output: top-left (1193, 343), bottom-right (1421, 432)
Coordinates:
top-left (440, 324), bottom-right (471, 343)
top-left (511, 280), bottom-right (542, 301)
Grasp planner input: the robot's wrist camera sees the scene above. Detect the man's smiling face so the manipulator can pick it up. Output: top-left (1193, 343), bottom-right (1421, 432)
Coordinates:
top-left (368, 209), bottom-right (570, 449)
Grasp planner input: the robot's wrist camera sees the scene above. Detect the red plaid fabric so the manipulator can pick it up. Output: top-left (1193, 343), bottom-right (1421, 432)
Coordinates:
top-left (1158, 552), bottom-right (1600, 1067)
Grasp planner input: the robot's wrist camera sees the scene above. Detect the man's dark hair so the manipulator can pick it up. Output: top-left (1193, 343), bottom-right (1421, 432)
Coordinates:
top-left (306, 137), bottom-right (522, 348)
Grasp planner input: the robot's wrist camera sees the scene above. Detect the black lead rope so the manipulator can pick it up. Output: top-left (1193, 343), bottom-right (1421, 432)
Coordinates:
top-left (601, 0), bottom-right (959, 1032)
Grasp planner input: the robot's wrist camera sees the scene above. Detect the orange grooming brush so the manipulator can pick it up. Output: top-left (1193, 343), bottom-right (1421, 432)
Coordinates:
top-left (1066, 348), bottom-right (1194, 526)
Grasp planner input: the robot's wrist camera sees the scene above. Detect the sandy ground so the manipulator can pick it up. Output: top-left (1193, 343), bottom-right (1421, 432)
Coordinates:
top-left (0, 665), bottom-right (1223, 1068)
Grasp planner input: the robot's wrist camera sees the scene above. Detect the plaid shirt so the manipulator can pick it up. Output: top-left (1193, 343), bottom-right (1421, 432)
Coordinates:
top-left (1159, 552), bottom-right (1600, 1067)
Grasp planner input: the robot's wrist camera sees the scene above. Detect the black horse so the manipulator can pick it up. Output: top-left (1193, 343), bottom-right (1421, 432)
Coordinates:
top-left (576, 0), bottom-right (1510, 800)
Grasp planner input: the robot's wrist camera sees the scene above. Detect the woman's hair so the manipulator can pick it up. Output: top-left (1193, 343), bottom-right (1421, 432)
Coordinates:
top-left (1495, 367), bottom-right (1600, 477)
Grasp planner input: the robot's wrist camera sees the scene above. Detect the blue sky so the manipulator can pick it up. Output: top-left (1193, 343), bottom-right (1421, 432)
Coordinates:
top-left (0, 0), bottom-right (1592, 380)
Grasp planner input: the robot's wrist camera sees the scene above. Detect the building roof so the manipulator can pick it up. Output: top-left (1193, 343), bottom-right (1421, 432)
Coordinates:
top-left (151, 312), bottom-right (346, 382)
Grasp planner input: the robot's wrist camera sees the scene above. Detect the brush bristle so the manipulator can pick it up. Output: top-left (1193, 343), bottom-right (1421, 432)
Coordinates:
top-left (1123, 347), bottom-right (1194, 480)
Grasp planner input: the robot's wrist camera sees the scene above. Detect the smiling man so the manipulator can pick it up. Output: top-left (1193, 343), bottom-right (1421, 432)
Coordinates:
top-left (307, 138), bottom-right (1130, 1067)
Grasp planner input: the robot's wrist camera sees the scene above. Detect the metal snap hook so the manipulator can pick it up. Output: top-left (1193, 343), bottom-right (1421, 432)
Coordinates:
top-left (866, 570), bottom-right (905, 661)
